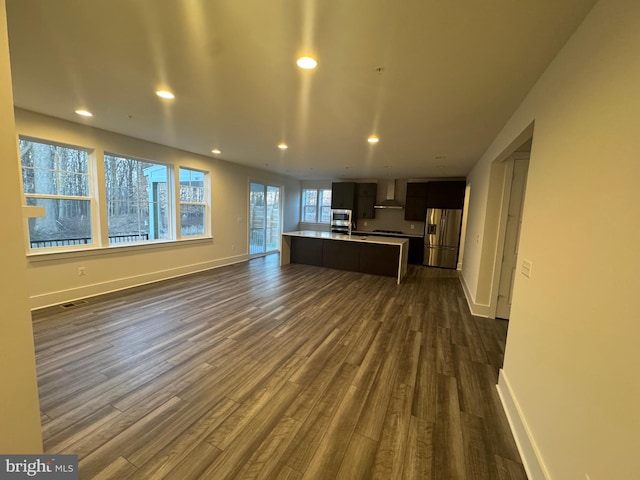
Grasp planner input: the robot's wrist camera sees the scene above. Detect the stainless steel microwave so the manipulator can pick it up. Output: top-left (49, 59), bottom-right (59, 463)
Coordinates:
top-left (330, 209), bottom-right (353, 234)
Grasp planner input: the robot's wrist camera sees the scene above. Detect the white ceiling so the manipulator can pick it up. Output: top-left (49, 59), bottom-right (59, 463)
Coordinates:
top-left (6, 0), bottom-right (596, 180)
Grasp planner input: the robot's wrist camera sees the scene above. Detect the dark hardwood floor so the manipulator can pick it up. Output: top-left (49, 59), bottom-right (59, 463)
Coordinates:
top-left (32, 255), bottom-right (528, 479)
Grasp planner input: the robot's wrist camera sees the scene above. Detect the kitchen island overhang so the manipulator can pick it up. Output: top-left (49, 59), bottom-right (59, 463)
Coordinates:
top-left (281, 230), bottom-right (409, 284)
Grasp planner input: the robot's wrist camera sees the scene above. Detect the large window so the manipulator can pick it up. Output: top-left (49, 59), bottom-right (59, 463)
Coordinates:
top-left (104, 154), bottom-right (171, 244)
top-left (301, 188), bottom-right (331, 223)
top-left (19, 136), bottom-right (211, 252)
top-left (179, 168), bottom-right (207, 237)
top-left (20, 138), bottom-right (93, 249)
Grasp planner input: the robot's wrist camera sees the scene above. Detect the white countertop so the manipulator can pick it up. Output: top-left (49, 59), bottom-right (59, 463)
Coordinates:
top-left (282, 230), bottom-right (408, 246)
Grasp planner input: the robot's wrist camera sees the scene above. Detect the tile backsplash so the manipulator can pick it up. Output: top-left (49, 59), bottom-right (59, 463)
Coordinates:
top-left (356, 208), bottom-right (425, 235)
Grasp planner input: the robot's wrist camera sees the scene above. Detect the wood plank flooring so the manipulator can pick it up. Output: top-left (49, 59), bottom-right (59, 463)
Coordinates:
top-left (32, 255), bottom-right (528, 480)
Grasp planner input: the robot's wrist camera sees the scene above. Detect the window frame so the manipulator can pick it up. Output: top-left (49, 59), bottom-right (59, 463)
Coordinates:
top-left (301, 188), bottom-right (332, 224)
top-left (19, 136), bottom-right (98, 253)
top-left (177, 166), bottom-right (210, 239)
top-left (104, 152), bottom-right (174, 246)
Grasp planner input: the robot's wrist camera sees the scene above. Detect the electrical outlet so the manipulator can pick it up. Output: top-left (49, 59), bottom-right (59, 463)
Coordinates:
top-left (364, 221), bottom-right (368, 226)
top-left (410, 224), bottom-right (415, 229)
top-left (231, 244), bottom-right (235, 250)
top-left (77, 267), bottom-right (86, 276)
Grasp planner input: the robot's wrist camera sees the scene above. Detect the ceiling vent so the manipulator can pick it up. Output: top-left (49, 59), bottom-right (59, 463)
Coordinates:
top-left (374, 179), bottom-right (404, 209)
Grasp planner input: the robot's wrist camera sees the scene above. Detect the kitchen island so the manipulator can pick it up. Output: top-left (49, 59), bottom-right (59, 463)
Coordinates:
top-left (281, 230), bottom-right (409, 284)
top-left (352, 230), bottom-right (425, 265)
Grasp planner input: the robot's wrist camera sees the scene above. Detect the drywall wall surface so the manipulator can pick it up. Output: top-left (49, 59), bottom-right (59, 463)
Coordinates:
top-left (0, 0), bottom-right (42, 453)
top-left (463, 0), bottom-right (639, 478)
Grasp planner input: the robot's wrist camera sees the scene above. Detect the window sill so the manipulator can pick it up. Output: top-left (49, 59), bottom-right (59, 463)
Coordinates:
top-left (26, 236), bottom-right (214, 263)
top-left (299, 222), bottom-right (331, 227)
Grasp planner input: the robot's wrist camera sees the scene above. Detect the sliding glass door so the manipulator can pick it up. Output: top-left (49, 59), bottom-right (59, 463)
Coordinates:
top-left (249, 182), bottom-right (281, 256)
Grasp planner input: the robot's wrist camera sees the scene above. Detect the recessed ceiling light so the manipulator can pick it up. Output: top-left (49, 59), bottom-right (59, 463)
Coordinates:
top-left (156, 90), bottom-right (175, 99)
top-left (278, 143), bottom-right (288, 150)
top-left (75, 109), bottom-right (93, 117)
top-left (211, 148), bottom-right (221, 155)
top-left (367, 135), bottom-right (379, 144)
top-left (296, 56), bottom-right (317, 69)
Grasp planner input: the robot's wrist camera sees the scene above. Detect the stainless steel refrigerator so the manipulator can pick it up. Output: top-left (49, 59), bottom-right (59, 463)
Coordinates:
top-left (423, 208), bottom-right (463, 268)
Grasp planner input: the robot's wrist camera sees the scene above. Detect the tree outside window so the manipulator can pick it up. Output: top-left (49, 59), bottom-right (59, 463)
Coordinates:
top-left (301, 189), bottom-right (331, 223)
top-left (19, 138), bottom-right (93, 249)
top-left (19, 137), bottom-right (213, 252)
top-left (104, 154), bottom-right (170, 244)
top-left (179, 168), bottom-right (207, 237)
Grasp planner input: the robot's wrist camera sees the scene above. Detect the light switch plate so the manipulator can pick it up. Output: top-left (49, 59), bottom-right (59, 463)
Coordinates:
top-left (521, 259), bottom-right (532, 278)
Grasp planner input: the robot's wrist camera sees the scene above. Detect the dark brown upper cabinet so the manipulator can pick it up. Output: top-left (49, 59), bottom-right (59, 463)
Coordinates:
top-left (404, 182), bottom-right (428, 221)
top-left (356, 183), bottom-right (377, 219)
top-left (426, 181), bottom-right (466, 209)
top-left (331, 182), bottom-right (357, 210)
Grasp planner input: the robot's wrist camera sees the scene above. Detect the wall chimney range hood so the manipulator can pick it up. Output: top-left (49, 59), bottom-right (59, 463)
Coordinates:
top-left (374, 179), bottom-right (404, 209)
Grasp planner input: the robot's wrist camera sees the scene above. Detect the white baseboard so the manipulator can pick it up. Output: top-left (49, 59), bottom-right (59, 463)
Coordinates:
top-left (497, 369), bottom-right (550, 480)
top-left (30, 254), bottom-right (249, 310)
top-left (459, 273), bottom-right (491, 317)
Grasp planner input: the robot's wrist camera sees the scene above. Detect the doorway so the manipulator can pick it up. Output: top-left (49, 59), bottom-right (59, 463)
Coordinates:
top-left (494, 154), bottom-right (530, 319)
top-left (249, 182), bottom-right (282, 256)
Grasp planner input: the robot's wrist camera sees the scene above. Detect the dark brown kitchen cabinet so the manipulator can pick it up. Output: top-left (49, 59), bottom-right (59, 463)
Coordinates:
top-left (356, 182), bottom-right (377, 196)
top-left (359, 243), bottom-right (398, 277)
top-left (404, 182), bottom-right (428, 221)
top-left (289, 237), bottom-right (400, 279)
top-left (290, 237), bottom-right (323, 266)
top-left (408, 237), bottom-right (424, 265)
top-left (356, 183), bottom-right (377, 219)
top-left (331, 182), bottom-right (357, 210)
top-left (322, 239), bottom-right (361, 271)
top-left (426, 181), bottom-right (466, 209)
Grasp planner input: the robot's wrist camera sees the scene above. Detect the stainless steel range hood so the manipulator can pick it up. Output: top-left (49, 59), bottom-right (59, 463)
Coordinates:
top-left (374, 179), bottom-right (404, 209)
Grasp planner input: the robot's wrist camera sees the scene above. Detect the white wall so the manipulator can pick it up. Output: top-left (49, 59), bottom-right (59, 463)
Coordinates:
top-left (461, 0), bottom-right (639, 478)
top-left (0, 0), bottom-right (42, 453)
top-left (15, 109), bottom-right (300, 309)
